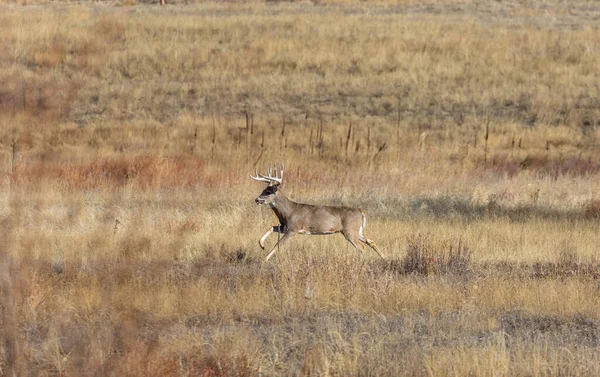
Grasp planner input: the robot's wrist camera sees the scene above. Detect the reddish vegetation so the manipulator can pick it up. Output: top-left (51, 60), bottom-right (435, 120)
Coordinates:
top-left (488, 153), bottom-right (600, 178)
top-left (10, 156), bottom-right (205, 189)
top-left (0, 72), bottom-right (80, 121)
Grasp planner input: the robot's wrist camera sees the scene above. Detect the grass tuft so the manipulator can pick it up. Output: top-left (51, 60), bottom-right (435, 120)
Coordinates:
top-left (401, 234), bottom-right (471, 276)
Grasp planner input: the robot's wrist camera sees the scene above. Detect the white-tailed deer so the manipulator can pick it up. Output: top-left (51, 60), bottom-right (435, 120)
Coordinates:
top-left (250, 163), bottom-right (384, 261)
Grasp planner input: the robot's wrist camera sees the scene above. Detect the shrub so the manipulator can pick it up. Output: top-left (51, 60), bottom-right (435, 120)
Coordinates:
top-left (402, 234), bottom-right (471, 276)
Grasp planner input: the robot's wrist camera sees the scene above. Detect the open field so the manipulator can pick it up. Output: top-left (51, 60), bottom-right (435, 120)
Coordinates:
top-left (1, 0), bottom-right (600, 375)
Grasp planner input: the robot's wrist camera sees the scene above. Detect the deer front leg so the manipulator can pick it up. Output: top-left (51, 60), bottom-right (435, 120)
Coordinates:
top-left (265, 232), bottom-right (293, 262)
top-left (259, 225), bottom-right (284, 250)
top-left (259, 227), bottom-right (273, 250)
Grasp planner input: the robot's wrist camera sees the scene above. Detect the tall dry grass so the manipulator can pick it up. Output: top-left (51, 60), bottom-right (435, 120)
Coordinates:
top-left (1, 1), bottom-right (600, 375)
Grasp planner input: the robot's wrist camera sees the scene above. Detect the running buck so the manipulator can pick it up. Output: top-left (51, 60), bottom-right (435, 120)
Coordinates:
top-left (250, 163), bottom-right (384, 261)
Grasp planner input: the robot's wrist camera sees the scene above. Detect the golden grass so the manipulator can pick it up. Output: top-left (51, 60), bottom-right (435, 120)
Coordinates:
top-left (1, 1), bottom-right (600, 375)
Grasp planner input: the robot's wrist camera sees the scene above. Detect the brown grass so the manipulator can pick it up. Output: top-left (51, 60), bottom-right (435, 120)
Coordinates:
top-left (2, 1), bottom-right (600, 375)
top-left (400, 234), bottom-right (471, 275)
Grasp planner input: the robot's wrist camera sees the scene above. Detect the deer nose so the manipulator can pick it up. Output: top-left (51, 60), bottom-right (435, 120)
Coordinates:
top-left (255, 198), bottom-right (264, 205)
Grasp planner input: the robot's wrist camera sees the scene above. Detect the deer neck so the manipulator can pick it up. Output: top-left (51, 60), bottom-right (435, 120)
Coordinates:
top-left (270, 193), bottom-right (295, 225)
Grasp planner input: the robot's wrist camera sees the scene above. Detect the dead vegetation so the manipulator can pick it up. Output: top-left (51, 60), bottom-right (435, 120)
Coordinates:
top-left (1, 1), bottom-right (600, 375)
top-left (398, 234), bottom-right (471, 276)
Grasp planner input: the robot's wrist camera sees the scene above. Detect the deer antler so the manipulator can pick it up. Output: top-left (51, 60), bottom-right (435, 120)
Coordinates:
top-left (249, 168), bottom-right (271, 183)
top-left (250, 162), bottom-right (284, 185)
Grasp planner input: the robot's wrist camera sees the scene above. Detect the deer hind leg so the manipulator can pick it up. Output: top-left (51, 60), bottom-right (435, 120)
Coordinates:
top-left (342, 232), bottom-right (365, 256)
top-left (259, 225), bottom-right (283, 250)
top-left (358, 234), bottom-right (385, 259)
top-left (357, 213), bottom-right (385, 259)
top-left (265, 232), bottom-right (293, 262)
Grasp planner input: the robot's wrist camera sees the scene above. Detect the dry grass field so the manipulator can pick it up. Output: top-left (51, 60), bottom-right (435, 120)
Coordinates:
top-left (1, 0), bottom-right (600, 375)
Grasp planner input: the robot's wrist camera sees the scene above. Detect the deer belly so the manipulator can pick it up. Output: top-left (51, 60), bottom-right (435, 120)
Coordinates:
top-left (298, 223), bottom-right (339, 235)
top-left (294, 215), bottom-right (342, 235)
top-left (298, 229), bottom-right (337, 235)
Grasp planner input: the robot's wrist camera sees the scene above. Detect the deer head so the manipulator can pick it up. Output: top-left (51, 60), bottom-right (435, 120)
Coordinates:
top-left (249, 163), bottom-right (284, 206)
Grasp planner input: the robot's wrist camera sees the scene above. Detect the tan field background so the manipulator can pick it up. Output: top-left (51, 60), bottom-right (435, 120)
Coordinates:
top-left (1, 0), bottom-right (600, 375)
